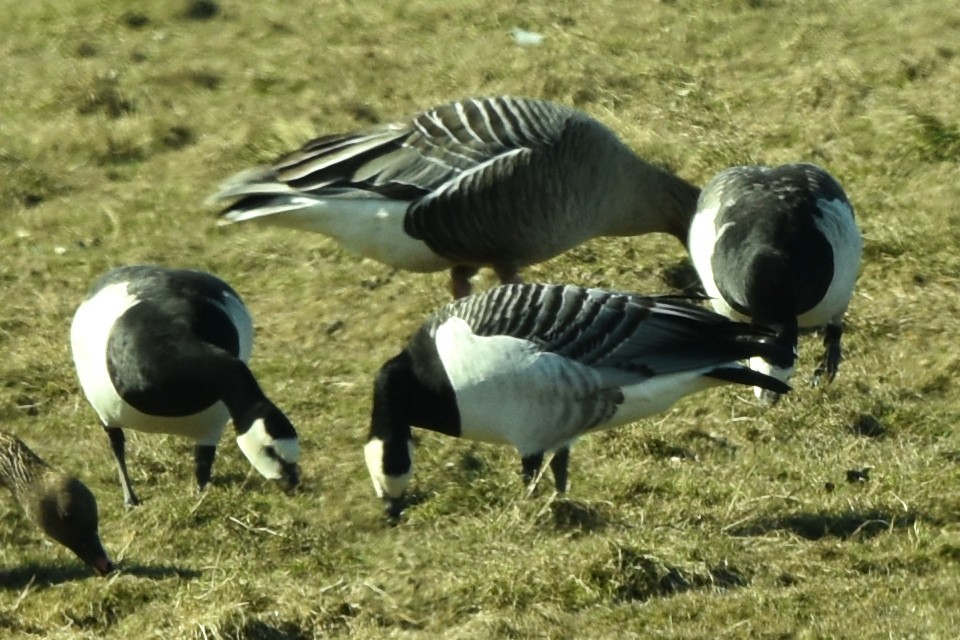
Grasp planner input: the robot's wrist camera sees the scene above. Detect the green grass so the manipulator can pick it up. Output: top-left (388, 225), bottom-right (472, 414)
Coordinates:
top-left (2, 0), bottom-right (960, 637)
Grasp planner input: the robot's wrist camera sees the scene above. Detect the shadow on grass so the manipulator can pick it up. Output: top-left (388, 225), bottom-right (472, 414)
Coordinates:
top-left (117, 563), bottom-right (202, 580)
top-left (380, 489), bottom-right (432, 527)
top-left (0, 563), bottom-right (200, 590)
top-left (0, 564), bottom-right (98, 589)
top-left (727, 509), bottom-right (924, 541)
top-left (218, 618), bottom-right (311, 640)
top-left (548, 498), bottom-right (612, 535)
top-left (659, 257), bottom-right (706, 297)
top-left (589, 545), bottom-right (748, 603)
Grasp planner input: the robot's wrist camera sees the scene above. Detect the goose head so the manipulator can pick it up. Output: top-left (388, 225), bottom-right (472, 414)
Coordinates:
top-left (29, 473), bottom-right (115, 576)
top-left (235, 402), bottom-right (300, 491)
top-left (364, 436), bottom-right (414, 520)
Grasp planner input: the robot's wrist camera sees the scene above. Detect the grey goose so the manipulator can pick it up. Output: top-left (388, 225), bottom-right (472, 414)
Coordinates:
top-left (1, 431), bottom-right (114, 575)
top-left (209, 96), bottom-right (700, 298)
top-left (70, 266), bottom-right (300, 506)
top-left (364, 283), bottom-right (792, 519)
top-left (687, 163), bottom-right (863, 402)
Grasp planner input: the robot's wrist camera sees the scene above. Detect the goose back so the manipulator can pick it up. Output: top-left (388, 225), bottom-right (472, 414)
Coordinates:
top-left (213, 96), bottom-right (701, 293)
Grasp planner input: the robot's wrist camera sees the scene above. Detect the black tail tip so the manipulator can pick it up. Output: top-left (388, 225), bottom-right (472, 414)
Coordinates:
top-left (765, 378), bottom-right (792, 396)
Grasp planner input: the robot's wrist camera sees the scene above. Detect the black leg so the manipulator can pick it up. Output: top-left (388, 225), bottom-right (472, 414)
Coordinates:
top-left (450, 265), bottom-right (478, 299)
top-left (521, 452), bottom-right (544, 490)
top-left (384, 496), bottom-right (405, 525)
top-left (194, 444), bottom-right (217, 493)
top-left (493, 263), bottom-right (523, 286)
top-left (105, 427), bottom-right (140, 507)
top-left (813, 322), bottom-right (843, 386)
top-left (549, 447), bottom-right (570, 493)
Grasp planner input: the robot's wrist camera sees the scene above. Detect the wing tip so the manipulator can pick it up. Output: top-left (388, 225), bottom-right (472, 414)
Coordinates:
top-left (709, 365), bottom-right (792, 395)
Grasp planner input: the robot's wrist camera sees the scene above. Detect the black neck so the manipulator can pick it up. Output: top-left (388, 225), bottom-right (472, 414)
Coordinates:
top-left (370, 350), bottom-right (461, 441)
top-left (219, 359), bottom-right (270, 432)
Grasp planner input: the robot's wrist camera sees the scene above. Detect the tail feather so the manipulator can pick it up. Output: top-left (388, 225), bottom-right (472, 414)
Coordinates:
top-left (206, 167), bottom-right (282, 202)
top-left (734, 333), bottom-right (796, 370)
top-left (216, 194), bottom-right (320, 225)
top-left (210, 180), bottom-right (295, 204)
top-left (663, 323), bottom-right (795, 376)
top-left (706, 364), bottom-right (791, 395)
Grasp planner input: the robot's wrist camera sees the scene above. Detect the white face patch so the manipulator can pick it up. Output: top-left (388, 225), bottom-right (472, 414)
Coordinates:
top-left (236, 418), bottom-right (300, 479)
top-left (363, 437), bottom-right (413, 499)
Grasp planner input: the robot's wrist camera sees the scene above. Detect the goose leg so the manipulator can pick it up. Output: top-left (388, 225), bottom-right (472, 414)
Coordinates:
top-left (105, 427), bottom-right (140, 507)
top-left (813, 320), bottom-right (843, 386)
top-left (493, 263), bottom-right (524, 286)
top-left (384, 495), bottom-right (405, 524)
top-left (193, 444), bottom-right (217, 493)
top-left (521, 452), bottom-right (544, 491)
top-left (549, 447), bottom-right (571, 493)
top-left (450, 266), bottom-right (478, 299)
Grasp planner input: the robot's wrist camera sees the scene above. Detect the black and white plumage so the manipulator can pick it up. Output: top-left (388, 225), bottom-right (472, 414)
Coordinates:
top-left (687, 163), bottom-right (863, 401)
top-left (364, 283), bottom-right (792, 518)
top-left (1, 431), bottom-right (114, 576)
top-left (70, 266), bottom-right (300, 506)
top-left (209, 96), bottom-right (701, 298)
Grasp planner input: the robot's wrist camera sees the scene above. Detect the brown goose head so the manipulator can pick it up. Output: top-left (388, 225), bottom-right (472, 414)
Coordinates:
top-left (26, 471), bottom-right (115, 576)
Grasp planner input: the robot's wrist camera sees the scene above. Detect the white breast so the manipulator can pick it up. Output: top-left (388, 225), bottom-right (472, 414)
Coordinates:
top-left (797, 198), bottom-right (862, 327)
top-left (687, 207), bottom-right (746, 320)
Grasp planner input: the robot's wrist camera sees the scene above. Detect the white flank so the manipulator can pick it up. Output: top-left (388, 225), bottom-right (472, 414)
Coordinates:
top-left (232, 196), bottom-right (448, 273)
top-left (235, 418), bottom-right (300, 479)
top-left (798, 198), bottom-right (863, 327)
top-left (435, 318), bottom-right (734, 453)
top-left (434, 317), bottom-right (610, 456)
top-left (71, 280), bottom-right (232, 445)
top-left (614, 370), bottom-right (722, 424)
top-left (363, 437), bottom-right (413, 499)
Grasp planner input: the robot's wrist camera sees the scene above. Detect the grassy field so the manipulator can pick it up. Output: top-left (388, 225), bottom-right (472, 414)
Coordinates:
top-left (2, 0), bottom-right (960, 637)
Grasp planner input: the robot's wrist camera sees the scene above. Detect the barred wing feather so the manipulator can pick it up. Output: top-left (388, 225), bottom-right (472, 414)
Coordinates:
top-left (434, 284), bottom-right (788, 377)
